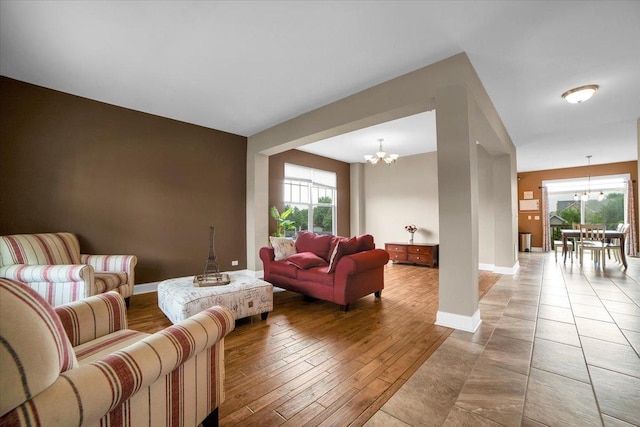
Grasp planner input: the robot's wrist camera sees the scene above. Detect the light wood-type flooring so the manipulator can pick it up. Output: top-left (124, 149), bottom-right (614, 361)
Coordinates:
top-left (127, 263), bottom-right (500, 426)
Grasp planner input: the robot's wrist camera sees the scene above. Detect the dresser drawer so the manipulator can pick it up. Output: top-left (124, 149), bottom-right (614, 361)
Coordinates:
top-left (408, 245), bottom-right (429, 255)
top-left (408, 253), bottom-right (433, 264)
top-left (385, 244), bottom-right (407, 254)
top-left (390, 252), bottom-right (408, 262)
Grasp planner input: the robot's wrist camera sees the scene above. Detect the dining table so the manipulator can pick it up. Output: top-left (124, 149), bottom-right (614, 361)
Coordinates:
top-left (561, 229), bottom-right (628, 268)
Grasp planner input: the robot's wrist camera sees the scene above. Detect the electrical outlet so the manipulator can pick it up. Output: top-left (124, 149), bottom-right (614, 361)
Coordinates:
top-left (231, 260), bottom-right (239, 266)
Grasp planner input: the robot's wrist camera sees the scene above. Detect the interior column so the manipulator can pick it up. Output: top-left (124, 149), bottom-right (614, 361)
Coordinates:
top-left (435, 85), bottom-right (481, 332)
top-left (350, 163), bottom-right (366, 236)
top-left (246, 151), bottom-right (269, 273)
top-left (493, 153), bottom-right (519, 273)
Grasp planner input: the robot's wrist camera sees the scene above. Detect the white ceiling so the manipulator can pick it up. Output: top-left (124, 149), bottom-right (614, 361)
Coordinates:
top-left (1, 1), bottom-right (639, 172)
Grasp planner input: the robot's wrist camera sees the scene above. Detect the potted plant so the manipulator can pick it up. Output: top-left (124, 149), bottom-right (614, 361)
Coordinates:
top-left (270, 206), bottom-right (296, 237)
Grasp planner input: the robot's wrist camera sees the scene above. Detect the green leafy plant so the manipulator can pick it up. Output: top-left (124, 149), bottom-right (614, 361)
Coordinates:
top-left (270, 205), bottom-right (296, 237)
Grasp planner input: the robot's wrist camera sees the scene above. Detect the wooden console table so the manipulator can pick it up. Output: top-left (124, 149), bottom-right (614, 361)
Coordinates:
top-left (385, 243), bottom-right (439, 268)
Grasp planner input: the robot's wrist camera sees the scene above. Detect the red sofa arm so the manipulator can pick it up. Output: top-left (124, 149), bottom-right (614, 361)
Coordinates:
top-left (334, 249), bottom-right (389, 278)
top-left (259, 247), bottom-right (276, 278)
top-left (259, 247), bottom-right (275, 263)
top-left (333, 249), bottom-right (389, 305)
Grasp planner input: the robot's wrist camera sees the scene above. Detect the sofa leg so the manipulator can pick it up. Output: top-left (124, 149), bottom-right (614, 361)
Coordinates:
top-left (374, 290), bottom-right (382, 298)
top-left (202, 407), bottom-right (219, 427)
top-left (341, 303), bottom-right (350, 312)
top-left (125, 297), bottom-right (131, 308)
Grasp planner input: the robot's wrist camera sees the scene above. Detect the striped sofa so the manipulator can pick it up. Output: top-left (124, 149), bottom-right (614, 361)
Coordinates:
top-left (0, 232), bottom-right (137, 306)
top-left (0, 278), bottom-right (235, 427)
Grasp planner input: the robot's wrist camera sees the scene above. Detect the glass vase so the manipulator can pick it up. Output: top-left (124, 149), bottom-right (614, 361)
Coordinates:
top-left (409, 232), bottom-right (414, 244)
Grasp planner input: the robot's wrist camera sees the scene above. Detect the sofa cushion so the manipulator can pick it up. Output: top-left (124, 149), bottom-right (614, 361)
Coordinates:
top-left (296, 266), bottom-right (334, 286)
top-left (327, 237), bottom-right (359, 273)
top-left (269, 237), bottom-right (297, 261)
top-left (269, 260), bottom-right (299, 279)
top-left (295, 231), bottom-right (334, 261)
top-left (356, 234), bottom-right (375, 252)
top-left (94, 272), bottom-right (128, 294)
top-left (287, 252), bottom-right (329, 269)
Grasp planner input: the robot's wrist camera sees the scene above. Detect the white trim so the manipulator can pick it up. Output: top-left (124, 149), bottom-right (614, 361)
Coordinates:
top-left (494, 261), bottom-right (520, 275)
top-left (435, 309), bottom-right (482, 332)
top-left (531, 247), bottom-right (544, 252)
top-left (479, 262), bottom-right (519, 274)
top-left (133, 269), bottom-right (263, 295)
top-left (478, 263), bottom-right (495, 271)
top-left (242, 269), bottom-right (264, 279)
top-left (133, 282), bottom-right (160, 295)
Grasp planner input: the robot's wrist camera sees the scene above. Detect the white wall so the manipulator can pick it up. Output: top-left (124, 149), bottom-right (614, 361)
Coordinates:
top-left (364, 152), bottom-right (439, 247)
top-left (477, 145), bottom-right (495, 266)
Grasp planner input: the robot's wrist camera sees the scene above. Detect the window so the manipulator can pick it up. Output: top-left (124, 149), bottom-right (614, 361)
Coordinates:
top-left (544, 175), bottom-right (628, 242)
top-left (284, 164), bottom-right (337, 236)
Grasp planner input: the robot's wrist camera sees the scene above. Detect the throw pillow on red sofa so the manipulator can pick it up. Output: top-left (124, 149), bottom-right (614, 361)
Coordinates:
top-left (286, 252), bottom-right (329, 269)
top-left (327, 236), bottom-right (359, 273)
top-left (295, 231), bottom-right (335, 261)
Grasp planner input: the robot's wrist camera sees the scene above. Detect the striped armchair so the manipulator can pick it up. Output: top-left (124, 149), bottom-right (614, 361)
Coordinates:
top-left (0, 232), bottom-right (137, 306)
top-left (0, 278), bottom-right (235, 427)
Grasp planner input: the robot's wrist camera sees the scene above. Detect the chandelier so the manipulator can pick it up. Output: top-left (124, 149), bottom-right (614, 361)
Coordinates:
top-left (364, 139), bottom-right (399, 165)
top-left (573, 155), bottom-right (605, 202)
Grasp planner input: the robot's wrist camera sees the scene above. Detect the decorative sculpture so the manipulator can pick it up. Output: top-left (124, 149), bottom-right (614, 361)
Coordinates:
top-left (194, 226), bottom-right (230, 286)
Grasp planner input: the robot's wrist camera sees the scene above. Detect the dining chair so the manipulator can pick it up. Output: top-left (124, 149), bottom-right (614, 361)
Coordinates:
top-left (571, 222), bottom-right (582, 258)
top-left (608, 223), bottom-right (629, 263)
top-left (579, 223), bottom-right (606, 268)
top-left (554, 239), bottom-right (573, 262)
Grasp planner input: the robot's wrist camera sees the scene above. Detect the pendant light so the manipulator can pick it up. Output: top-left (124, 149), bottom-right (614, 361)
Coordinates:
top-left (573, 155), bottom-right (598, 202)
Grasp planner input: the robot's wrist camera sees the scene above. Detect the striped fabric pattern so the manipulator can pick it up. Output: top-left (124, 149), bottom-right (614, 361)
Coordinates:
top-left (0, 264), bottom-right (96, 306)
top-left (1, 280), bottom-right (235, 427)
top-left (95, 272), bottom-right (128, 294)
top-left (54, 291), bottom-right (128, 347)
top-left (0, 278), bottom-right (78, 418)
top-left (0, 233), bottom-right (81, 266)
top-left (82, 255), bottom-right (136, 298)
top-left (0, 233), bottom-right (137, 306)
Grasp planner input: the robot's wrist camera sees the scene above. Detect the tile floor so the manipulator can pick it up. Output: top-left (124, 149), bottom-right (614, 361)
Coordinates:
top-left (365, 252), bottom-right (640, 426)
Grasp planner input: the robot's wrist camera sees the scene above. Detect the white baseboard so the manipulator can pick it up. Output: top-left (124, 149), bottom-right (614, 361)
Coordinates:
top-left (133, 269), bottom-right (264, 295)
top-left (479, 263), bottom-right (495, 271)
top-left (435, 309), bottom-right (482, 332)
top-left (494, 261), bottom-right (520, 275)
top-left (479, 262), bottom-right (519, 275)
top-left (531, 247), bottom-right (544, 252)
top-left (133, 282), bottom-right (160, 295)
top-left (243, 269), bottom-right (264, 279)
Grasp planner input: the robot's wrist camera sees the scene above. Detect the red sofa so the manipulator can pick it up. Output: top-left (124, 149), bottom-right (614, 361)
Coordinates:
top-left (259, 231), bottom-right (389, 310)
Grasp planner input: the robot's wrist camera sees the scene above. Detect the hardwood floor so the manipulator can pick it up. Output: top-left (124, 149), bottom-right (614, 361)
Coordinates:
top-left (127, 264), bottom-right (501, 426)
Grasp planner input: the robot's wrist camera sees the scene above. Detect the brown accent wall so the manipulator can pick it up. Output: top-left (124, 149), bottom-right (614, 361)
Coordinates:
top-left (269, 150), bottom-right (350, 237)
top-left (0, 77), bottom-right (247, 283)
top-left (517, 161), bottom-right (638, 248)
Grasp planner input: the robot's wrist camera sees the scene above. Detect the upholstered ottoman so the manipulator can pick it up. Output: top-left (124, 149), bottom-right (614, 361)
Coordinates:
top-left (158, 272), bottom-right (273, 324)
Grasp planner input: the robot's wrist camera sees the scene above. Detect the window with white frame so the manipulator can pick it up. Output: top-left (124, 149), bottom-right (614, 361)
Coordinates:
top-left (283, 163), bottom-right (337, 236)
top-left (544, 174), bottom-right (628, 242)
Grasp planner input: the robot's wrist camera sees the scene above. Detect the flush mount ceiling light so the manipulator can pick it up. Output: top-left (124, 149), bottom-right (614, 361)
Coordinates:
top-left (364, 138), bottom-right (399, 165)
top-left (562, 84), bottom-right (599, 104)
